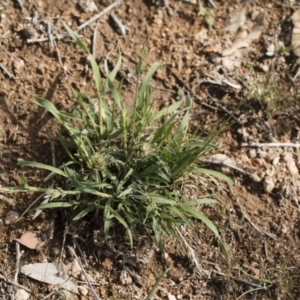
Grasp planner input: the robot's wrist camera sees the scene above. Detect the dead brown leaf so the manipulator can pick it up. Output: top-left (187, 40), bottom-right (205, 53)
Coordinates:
top-left (15, 231), bottom-right (46, 249)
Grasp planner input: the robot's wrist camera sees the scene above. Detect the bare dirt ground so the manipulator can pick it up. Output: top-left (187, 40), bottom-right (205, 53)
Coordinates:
top-left (1, 0), bottom-right (300, 299)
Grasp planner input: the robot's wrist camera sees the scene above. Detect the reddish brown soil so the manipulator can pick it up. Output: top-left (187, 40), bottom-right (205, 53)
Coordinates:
top-left (1, 0), bottom-right (300, 299)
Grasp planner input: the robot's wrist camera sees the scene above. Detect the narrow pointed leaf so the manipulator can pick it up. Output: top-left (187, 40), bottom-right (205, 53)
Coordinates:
top-left (17, 161), bottom-right (67, 178)
top-left (110, 208), bottom-right (133, 247)
top-left (73, 205), bottom-right (95, 220)
top-left (138, 62), bottom-right (161, 101)
top-left (184, 198), bottom-right (220, 206)
top-left (35, 202), bottom-right (78, 209)
top-left (62, 21), bottom-right (89, 53)
top-left (183, 206), bottom-right (220, 238)
top-left (191, 168), bottom-right (234, 185)
top-left (35, 97), bottom-right (62, 121)
top-left (149, 100), bottom-right (182, 121)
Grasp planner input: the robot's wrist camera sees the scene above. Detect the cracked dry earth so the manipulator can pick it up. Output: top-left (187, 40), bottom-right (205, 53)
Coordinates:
top-left (1, 0), bottom-right (300, 299)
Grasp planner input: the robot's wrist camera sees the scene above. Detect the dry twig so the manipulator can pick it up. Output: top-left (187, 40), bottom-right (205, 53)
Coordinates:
top-left (14, 243), bottom-right (21, 284)
top-left (242, 142), bottom-right (300, 148)
top-left (46, 128), bottom-right (56, 167)
top-left (27, 33), bottom-right (69, 43)
top-left (0, 274), bottom-right (31, 293)
top-left (201, 158), bottom-right (247, 175)
top-left (207, 93), bottom-right (242, 124)
top-left (16, 193), bottom-right (45, 222)
top-left (67, 246), bottom-right (102, 300)
top-left (212, 269), bottom-right (269, 290)
top-left (77, 0), bottom-right (122, 31)
top-left (73, 239), bottom-right (88, 266)
top-left (0, 63), bottom-right (15, 80)
top-left (110, 12), bottom-right (127, 35)
top-left (229, 187), bottom-right (276, 239)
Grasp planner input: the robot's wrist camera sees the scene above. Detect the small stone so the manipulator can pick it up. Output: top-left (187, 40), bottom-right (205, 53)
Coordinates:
top-left (266, 43), bottom-right (275, 56)
top-left (272, 156), bottom-right (280, 166)
top-left (251, 173), bottom-right (261, 182)
top-left (248, 149), bottom-right (256, 158)
top-left (15, 289), bottom-right (29, 300)
top-left (18, 27), bottom-right (38, 40)
top-left (281, 224), bottom-right (288, 234)
top-left (78, 286), bottom-right (89, 296)
top-left (71, 259), bottom-right (81, 277)
top-left (78, 0), bottom-right (98, 12)
top-left (101, 258), bottom-right (113, 272)
top-left (284, 153), bottom-right (298, 176)
top-left (0, 172), bottom-right (9, 184)
top-left (258, 63), bottom-right (269, 72)
top-left (5, 210), bottom-right (19, 225)
top-left (257, 150), bottom-right (266, 158)
top-left (13, 58), bottom-right (25, 72)
top-left (120, 270), bottom-right (132, 285)
top-left (168, 294), bottom-right (177, 300)
top-left (52, 247), bottom-right (60, 256)
top-left (0, 126), bottom-right (6, 143)
top-left (263, 176), bottom-right (275, 193)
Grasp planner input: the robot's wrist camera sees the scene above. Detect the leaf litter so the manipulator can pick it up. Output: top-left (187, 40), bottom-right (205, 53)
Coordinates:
top-left (21, 263), bottom-right (78, 293)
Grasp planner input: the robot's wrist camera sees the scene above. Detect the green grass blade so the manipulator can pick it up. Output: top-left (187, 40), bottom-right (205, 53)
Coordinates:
top-left (152, 216), bottom-right (163, 251)
top-left (56, 131), bottom-right (77, 162)
top-left (117, 168), bottom-right (133, 193)
top-left (144, 268), bottom-right (170, 300)
top-left (72, 90), bottom-right (97, 128)
top-left (110, 208), bottom-right (133, 247)
top-left (149, 100), bottom-right (182, 121)
top-left (168, 205), bottom-right (193, 226)
top-left (219, 240), bottom-right (229, 263)
top-left (183, 206), bottom-right (220, 238)
top-left (89, 54), bottom-right (102, 97)
top-left (19, 174), bottom-right (28, 187)
top-left (36, 202), bottom-right (78, 209)
top-left (117, 187), bottom-right (133, 199)
top-left (138, 62), bottom-right (161, 104)
top-left (73, 205), bottom-right (95, 220)
top-left (151, 195), bottom-right (176, 205)
top-left (174, 94), bottom-right (192, 141)
top-left (104, 199), bottom-right (113, 238)
top-left (17, 161), bottom-right (67, 178)
top-left (107, 77), bottom-right (124, 111)
top-left (191, 168), bottom-right (234, 185)
top-left (62, 21), bottom-right (89, 53)
top-left (108, 52), bottom-right (122, 81)
top-left (184, 198), bottom-right (220, 206)
top-left (35, 97), bottom-right (63, 121)
top-left (151, 115), bottom-right (177, 145)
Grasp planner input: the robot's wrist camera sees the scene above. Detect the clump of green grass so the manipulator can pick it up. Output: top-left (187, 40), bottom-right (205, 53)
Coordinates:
top-left (238, 252), bottom-right (300, 299)
top-left (238, 63), bottom-right (300, 119)
top-left (2, 23), bottom-right (232, 251)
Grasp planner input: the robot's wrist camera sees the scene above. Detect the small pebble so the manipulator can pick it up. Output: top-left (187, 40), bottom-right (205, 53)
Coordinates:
top-left (0, 172), bottom-right (9, 184)
top-left (284, 153), bottom-right (298, 176)
top-left (272, 156), bottom-right (280, 166)
top-left (15, 289), bottom-right (29, 300)
top-left (257, 150), bottom-right (266, 158)
top-left (263, 176), bottom-right (275, 193)
top-left (18, 27), bottom-right (38, 39)
top-left (5, 210), bottom-right (19, 225)
top-left (248, 149), bottom-right (257, 158)
top-left (78, 286), bottom-right (88, 296)
top-left (251, 172), bottom-right (261, 182)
